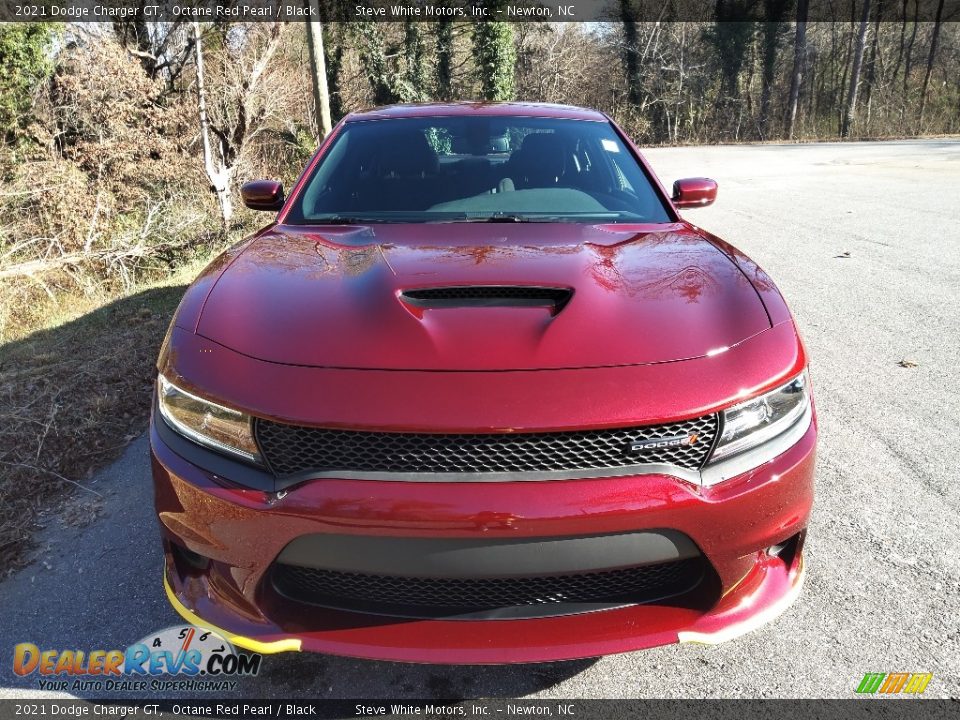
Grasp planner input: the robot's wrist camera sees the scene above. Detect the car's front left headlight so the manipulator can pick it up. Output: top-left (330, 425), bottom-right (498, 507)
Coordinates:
top-left (702, 371), bottom-right (811, 484)
top-left (157, 374), bottom-right (261, 463)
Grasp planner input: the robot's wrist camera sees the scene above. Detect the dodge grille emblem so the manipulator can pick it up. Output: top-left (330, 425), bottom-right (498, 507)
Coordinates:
top-left (630, 434), bottom-right (699, 452)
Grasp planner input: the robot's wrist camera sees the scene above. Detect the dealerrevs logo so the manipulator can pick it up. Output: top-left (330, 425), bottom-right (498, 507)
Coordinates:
top-left (13, 625), bottom-right (260, 693)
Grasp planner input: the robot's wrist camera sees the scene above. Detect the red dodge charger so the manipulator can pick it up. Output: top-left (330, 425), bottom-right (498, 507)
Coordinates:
top-left (151, 102), bottom-right (815, 663)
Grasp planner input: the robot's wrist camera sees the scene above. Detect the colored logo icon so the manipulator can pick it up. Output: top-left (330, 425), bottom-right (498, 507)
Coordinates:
top-left (855, 672), bottom-right (932, 695)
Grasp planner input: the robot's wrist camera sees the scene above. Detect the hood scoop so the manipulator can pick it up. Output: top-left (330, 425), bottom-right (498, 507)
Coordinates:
top-left (400, 286), bottom-right (574, 314)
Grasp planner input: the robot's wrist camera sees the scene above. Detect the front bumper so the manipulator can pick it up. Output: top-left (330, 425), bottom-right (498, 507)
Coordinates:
top-left (151, 408), bottom-right (815, 664)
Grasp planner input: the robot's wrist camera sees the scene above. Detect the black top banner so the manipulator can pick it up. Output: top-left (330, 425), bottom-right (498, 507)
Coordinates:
top-left (2, 0), bottom-right (959, 23)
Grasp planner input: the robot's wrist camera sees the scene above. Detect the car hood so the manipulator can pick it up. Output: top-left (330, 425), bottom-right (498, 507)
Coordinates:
top-left (195, 222), bottom-right (771, 371)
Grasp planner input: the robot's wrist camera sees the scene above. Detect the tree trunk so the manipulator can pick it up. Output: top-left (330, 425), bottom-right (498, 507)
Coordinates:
top-left (807, 45), bottom-right (818, 120)
top-left (403, 20), bottom-right (427, 101)
top-left (836, 2), bottom-right (855, 132)
top-left (903, 0), bottom-right (919, 95)
top-left (323, 26), bottom-right (344, 121)
top-left (619, 1), bottom-right (644, 108)
top-left (471, 3), bottom-right (516, 102)
top-left (758, 23), bottom-right (779, 138)
top-left (757, 0), bottom-right (790, 138)
top-left (892, 0), bottom-right (907, 81)
top-left (956, 74), bottom-right (960, 133)
top-left (862, 0), bottom-right (883, 131)
top-left (841, 0), bottom-right (871, 138)
top-left (917, 0), bottom-right (945, 131)
top-left (306, 12), bottom-right (332, 139)
top-left (192, 21), bottom-right (232, 228)
top-left (435, 21), bottom-right (453, 101)
top-left (744, 39), bottom-right (756, 136)
top-left (785, 0), bottom-right (809, 139)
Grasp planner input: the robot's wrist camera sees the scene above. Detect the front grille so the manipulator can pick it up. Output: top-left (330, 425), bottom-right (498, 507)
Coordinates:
top-left (254, 414), bottom-right (718, 479)
top-left (272, 558), bottom-right (705, 617)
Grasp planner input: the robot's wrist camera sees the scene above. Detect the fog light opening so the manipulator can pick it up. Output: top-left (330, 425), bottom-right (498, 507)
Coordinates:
top-left (170, 541), bottom-right (211, 573)
top-left (766, 531), bottom-right (804, 568)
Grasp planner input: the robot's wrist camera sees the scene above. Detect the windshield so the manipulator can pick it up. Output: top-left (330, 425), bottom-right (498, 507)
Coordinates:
top-left (285, 116), bottom-right (672, 224)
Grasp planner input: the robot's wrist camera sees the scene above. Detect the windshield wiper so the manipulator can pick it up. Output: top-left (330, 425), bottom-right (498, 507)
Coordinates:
top-left (449, 214), bottom-right (545, 223)
top-left (311, 216), bottom-right (398, 224)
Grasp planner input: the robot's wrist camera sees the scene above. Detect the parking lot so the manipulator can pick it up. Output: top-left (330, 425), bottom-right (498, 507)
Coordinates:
top-left (2, 140), bottom-right (958, 699)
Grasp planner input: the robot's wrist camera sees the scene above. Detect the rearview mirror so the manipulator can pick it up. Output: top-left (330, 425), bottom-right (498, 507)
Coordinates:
top-left (672, 178), bottom-right (718, 209)
top-left (241, 180), bottom-right (284, 211)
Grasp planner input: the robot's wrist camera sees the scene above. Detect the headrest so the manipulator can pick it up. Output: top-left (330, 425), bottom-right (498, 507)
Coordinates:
top-left (376, 132), bottom-right (438, 178)
top-left (512, 132), bottom-right (567, 185)
top-left (518, 132), bottom-right (565, 156)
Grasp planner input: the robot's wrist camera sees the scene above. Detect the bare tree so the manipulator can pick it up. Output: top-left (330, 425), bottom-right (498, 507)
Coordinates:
top-left (619, 1), bottom-right (644, 109)
top-left (893, 0), bottom-right (908, 81)
top-left (759, 0), bottom-right (791, 138)
top-left (618, 6), bottom-right (670, 140)
top-left (903, 0), bottom-right (920, 95)
top-left (192, 21), bottom-right (283, 227)
top-left (193, 22), bottom-right (231, 226)
top-left (785, 0), bottom-right (809, 138)
top-left (306, 10), bottom-right (333, 138)
top-left (841, 0), bottom-right (871, 137)
top-left (862, 0), bottom-right (884, 129)
top-left (917, 0), bottom-right (945, 130)
top-left (113, 20), bottom-right (195, 92)
top-left (707, 8), bottom-right (757, 140)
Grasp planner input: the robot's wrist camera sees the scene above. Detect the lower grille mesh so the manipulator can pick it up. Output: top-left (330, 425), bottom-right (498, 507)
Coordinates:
top-left (254, 415), bottom-right (718, 478)
top-left (272, 558), bottom-right (705, 615)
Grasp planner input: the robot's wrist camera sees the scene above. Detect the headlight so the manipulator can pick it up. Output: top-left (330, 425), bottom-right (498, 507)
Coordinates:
top-left (709, 371), bottom-right (810, 463)
top-left (157, 375), bottom-right (260, 463)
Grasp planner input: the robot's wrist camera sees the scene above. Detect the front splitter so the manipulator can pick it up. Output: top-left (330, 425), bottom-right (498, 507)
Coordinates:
top-left (161, 551), bottom-right (805, 664)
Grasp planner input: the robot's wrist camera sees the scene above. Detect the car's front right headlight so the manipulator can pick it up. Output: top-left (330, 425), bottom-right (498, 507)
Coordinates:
top-left (710, 371), bottom-right (810, 462)
top-left (157, 374), bottom-right (261, 464)
top-left (700, 370), bottom-right (811, 485)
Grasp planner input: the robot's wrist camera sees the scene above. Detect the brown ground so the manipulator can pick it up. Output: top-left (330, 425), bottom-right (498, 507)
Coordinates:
top-left (0, 282), bottom-right (191, 572)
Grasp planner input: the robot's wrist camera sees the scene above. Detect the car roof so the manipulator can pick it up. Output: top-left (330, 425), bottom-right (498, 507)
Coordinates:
top-left (344, 102), bottom-right (609, 123)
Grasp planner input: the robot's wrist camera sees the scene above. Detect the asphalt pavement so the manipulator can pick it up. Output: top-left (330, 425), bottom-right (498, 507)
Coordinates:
top-left (2, 139), bottom-right (958, 700)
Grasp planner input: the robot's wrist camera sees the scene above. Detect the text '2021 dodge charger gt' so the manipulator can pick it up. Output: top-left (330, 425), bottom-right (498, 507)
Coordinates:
top-left (151, 102), bottom-right (815, 663)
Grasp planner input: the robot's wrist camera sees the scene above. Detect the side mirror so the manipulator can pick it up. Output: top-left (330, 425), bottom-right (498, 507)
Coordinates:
top-left (241, 180), bottom-right (284, 211)
top-left (672, 178), bottom-right (717, 209)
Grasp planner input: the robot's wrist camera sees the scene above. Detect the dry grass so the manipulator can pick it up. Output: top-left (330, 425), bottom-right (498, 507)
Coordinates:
top-left (0, 255), bottom-right (220, 573)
